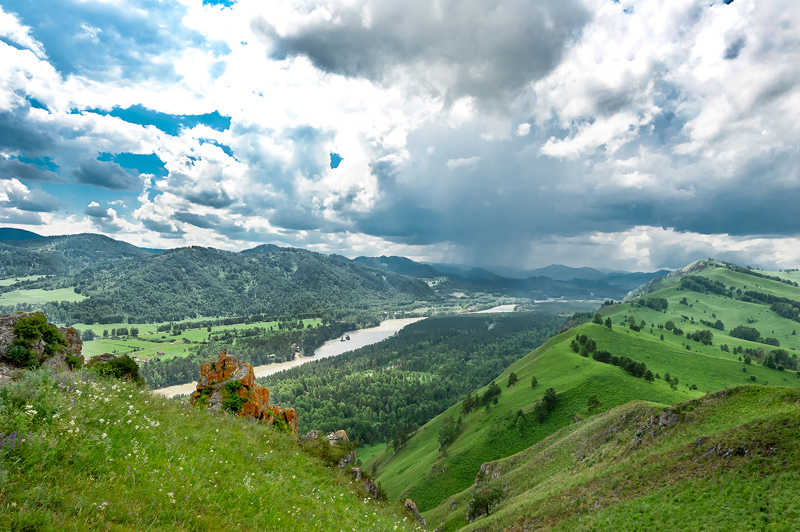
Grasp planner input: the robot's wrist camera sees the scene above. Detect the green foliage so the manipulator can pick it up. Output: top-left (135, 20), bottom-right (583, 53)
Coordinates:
top-left (604, 317), bottom-right (612, 330)
top-left (5, 312), bottom-right (67, 368)
top-left (86, 355), bottom-right (143, 384)
top-left (530, 376), bottom-right (538, 388)
top-left (731, 325), bottom-right (762, 342)
top-left (0, 369), bottom-right (416, 531)
top-left (592, 313), bottom-right (603, 325)
top-left (468, 483), bottom-right (504, 519)
top-left (65, 353), bottom-right (82, 371)
top-left (261, 313), bottom-right (561, 444)
top-left (507, 372), bottom-right (518, 387)
top-left (221, 380), bottom-right (246, 413)
top-left (438, 416), bottom-right (460, 449)
top-left (587, 394), bottom-right (601, 413)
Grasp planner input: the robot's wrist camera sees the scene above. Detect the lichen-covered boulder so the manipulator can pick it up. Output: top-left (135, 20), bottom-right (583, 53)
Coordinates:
top-left (190, 349), bottom-right (298, 435)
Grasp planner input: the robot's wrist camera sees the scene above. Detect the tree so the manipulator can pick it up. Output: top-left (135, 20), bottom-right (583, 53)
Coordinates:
top-left (530, 376), bottom-right (538, 388)
top-left (543, 388), bottom-right (557, 410)
top-left (592, 313), bottom-right (603, 325)
top-left (604, 317), bottom-right (612, 330)
top-left (80, 329), bottom-right (95, 341)
top-left (665, 320), bottom-right (675, 331)
top-left (645, 370), bottom-right (655, 382)
top-left (507, 372), bottom-right (518, 387)
top-left (438, 416), bottom-right (459, 449)
top-left (469, 484), bottom-right (504, 518)
top-left (587, 394), bottom-right (600, 413)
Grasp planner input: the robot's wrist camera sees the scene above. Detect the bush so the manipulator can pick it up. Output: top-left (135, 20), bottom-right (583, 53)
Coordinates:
top-left (5, 344), bottom-right (39, 369)
top-left (87, 355), bottom-right (143, 384)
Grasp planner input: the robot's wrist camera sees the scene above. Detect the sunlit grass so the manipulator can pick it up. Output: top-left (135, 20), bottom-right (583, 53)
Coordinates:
top-left (0, 369), bottom-right (421, 531)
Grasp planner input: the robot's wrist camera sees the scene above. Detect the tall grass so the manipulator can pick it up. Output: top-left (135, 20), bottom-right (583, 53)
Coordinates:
top-left (0, 369), bottom-right (420, 531)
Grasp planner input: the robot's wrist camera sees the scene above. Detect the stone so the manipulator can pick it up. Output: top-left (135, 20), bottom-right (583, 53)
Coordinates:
top-left (0, 312), bottom-right (82, 369)
top-left (189, 349), bottom-right (298, 435)
top-left (363, 478), bottom-right (380, 500)
top-left (350, 467), bottom-right (363, 481)
top-left (404, 498), bottom-right (427, 528)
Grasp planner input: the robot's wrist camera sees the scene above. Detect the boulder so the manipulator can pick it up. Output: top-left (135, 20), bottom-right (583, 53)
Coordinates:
top-left (363, 478), bottom-right (380, 500)
top-left (190, 349), bottom-right (298, 435)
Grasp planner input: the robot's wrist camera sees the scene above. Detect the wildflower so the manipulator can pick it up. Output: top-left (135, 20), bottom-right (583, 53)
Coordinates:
top-left (99, 419), bottom-right (104, 423)
top-left (102, 433), bottom-right (107, 439)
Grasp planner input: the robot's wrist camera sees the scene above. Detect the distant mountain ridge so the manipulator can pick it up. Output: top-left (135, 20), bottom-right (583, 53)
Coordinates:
top-left (0, 227), bottom-right (43, 241)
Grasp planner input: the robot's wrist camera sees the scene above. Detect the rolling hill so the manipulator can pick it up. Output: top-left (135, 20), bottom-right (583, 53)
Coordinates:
top-left (367, 259), bottom-right (800, 530)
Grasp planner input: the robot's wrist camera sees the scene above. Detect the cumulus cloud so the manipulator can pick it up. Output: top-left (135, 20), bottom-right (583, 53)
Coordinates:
top-left (0, 0), bottom-right (798, 271)
top-left (72, 159), bottom-right (141, 191)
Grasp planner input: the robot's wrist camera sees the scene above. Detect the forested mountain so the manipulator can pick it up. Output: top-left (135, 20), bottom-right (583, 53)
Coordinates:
top-left (0, 227), bottom-right (43, 241)
top-left (35, 245), bottom-right (435, 324)
top-left (354, 255), bottom-right (442, 278)
top-left (0, 233), bottom-right (153, 276)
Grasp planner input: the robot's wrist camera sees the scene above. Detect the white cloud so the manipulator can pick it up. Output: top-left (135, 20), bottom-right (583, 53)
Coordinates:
top-left (515, 123), bottom-right (531, 136)
top-left (446, 156), bottom-right (481, 170)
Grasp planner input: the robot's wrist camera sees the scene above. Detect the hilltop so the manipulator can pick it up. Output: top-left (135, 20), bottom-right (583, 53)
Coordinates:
top-left (0, 366), bottom-right (422, 531)
top-left (368, 259), bottom-right (800, 529)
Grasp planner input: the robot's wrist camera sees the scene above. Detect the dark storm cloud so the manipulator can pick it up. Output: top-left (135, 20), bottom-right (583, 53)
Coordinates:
top-left (257, 0), bottom-right (589, 104)
top-left (1, 0), bottom-right (223, 81)
top-left (184, 189), bottom-right (236, 208)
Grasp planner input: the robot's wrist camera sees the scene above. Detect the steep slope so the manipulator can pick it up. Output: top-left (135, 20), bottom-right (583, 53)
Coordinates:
top-left (0, 368), bottom-right (421, 532)
top-left (370, 260), bottom-right (800, 524)
top-left (427, 386), bottom-right (800, 531)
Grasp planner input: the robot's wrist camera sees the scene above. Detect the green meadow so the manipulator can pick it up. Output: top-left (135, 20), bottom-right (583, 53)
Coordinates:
top-left (0, 287), bottom-right (87, 305)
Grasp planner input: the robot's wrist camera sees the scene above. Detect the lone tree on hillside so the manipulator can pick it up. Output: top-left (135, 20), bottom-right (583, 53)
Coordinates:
top-left (593, 313), bottom-right (603, 325)
top-left (469, 484), bottom-right (504, 519)
top-left (587, 394), bottom-right (601, 413)
top-left (530, 375), bottom-right (538, 388)
top-left (604, 317), bottom-right (612, 330)
top-left (507, 372), bottom-right (518, 387)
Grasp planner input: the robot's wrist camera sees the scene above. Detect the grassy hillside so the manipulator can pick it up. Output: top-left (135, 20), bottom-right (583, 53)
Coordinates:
top-left (0, 368), bottom-right (421, 531)
top-left (370, 260), bottom-right (800, 526)
top-left (428, 385), bottom-right (800, 531)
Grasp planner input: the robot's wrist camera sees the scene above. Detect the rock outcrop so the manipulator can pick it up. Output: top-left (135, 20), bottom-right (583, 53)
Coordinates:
top-left (190, 349), bottom-right (298, 435)
top-left (404, 498), bottom-right (427, 528)
top-left (0, 312), bottom-right (82, 369)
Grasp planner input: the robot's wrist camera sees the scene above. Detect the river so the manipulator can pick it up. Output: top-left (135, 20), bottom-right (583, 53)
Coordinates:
top-left (152, 317), bottom-right (425, 398)
top-left (152, 304), bottom-right (519, 398)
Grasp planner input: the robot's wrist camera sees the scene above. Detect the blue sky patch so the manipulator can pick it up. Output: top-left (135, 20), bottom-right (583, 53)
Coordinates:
top-left (88, 105), bottom-right (231, 136)
top-left (15, 155), bottom-right (59, 172)
top-left (98, 152), bottom-right (167, 176)
top-left (330, 152), bottom-right (343, 169)
top-left (203, 0), bottom-right (237, 7)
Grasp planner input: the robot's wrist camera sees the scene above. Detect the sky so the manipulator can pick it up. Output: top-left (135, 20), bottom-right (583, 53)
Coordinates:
top-left (0, 0), bottom-right (799, 272)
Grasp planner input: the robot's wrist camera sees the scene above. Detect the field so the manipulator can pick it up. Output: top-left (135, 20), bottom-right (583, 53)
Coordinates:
top-left (78, 318), bottom-right (323, 360)
top-left (0, 287), bottom-right (87, 305)
top-left (0, 275), bottom-right (45, 287)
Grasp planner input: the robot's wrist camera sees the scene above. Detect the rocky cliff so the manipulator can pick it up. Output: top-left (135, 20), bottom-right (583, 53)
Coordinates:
top-left (0, 312), bottom-right (82, 370)
top-left (189, 349), bottom-right (298, 435)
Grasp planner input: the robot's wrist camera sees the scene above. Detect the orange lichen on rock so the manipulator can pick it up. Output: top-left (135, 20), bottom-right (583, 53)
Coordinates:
top-left (190, 349), bottom-right (298, 435)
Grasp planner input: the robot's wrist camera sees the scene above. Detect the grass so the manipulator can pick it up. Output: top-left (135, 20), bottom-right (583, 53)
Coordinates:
top-left (0, 368), bottom-right (422, 531)
top-left (431, 386), bottom-right (800, 531)
top-left (77, 318), bottom-right (323, 360)
top-left (0, 287), bottom-right (87, 305)
top-left (0, 275), bottom-right (45, 288)
top-left (370, 262), bottom-right (800, 526)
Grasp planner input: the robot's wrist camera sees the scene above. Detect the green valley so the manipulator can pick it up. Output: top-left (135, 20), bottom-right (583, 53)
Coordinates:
top-left (366, 260), bottom-right (800, 530)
